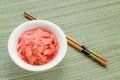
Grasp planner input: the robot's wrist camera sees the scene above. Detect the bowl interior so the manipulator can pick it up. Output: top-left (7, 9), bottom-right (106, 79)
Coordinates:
top-left (8, 20), bottom-right (67, 71)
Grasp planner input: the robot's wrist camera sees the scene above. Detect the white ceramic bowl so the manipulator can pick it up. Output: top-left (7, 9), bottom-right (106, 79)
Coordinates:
top-left (8, 20), bottom-right (67, 71)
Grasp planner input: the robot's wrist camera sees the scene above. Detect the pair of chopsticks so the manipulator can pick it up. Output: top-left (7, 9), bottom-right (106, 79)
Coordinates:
top-left (67, 36), bottom-right (107, 67)
top-left (24, 12), bottom-right (107, 67)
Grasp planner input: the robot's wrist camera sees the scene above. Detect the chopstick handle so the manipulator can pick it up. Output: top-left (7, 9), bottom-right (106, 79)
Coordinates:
top-left (90, 50), bottom-right (107, 62)
top-left (68, 39), bottom-right (107, 67)
top-left (89, 54), bottom-right (107, 67)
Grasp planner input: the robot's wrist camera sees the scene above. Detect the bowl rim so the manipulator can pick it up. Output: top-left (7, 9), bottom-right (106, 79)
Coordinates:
top-left (8, 20), bottom-right (67, 71)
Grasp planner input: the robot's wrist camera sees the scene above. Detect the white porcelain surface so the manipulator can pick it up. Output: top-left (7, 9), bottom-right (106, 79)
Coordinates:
top-left (8, 20), bottom-right (67, 71)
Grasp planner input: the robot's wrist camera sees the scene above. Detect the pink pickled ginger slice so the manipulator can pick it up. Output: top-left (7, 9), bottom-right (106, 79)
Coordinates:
top-left (17, 28), bottom-right (59, 65)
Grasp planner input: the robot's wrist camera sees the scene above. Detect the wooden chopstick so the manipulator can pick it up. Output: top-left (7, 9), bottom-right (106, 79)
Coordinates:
top-left (66, 36), bottom-right (82, 46)
top-left (67, 38), bottom-right (107, 67)
top-left (67, 36), bottom-right (107, 62)
top-left (89, 53), bottom-right (107, 67)
top-left (67, 39), bottom-right (83, 51)
top-left (24, 12), bottom-right (37, 20)
top-left (23, 12), bottom-right (107, 67)
top-left (90, 50), bottom-right (107, 62)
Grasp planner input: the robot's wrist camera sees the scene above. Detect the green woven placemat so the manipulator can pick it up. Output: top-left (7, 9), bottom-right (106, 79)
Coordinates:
top-left (0, 0), bottom-right (120, 80)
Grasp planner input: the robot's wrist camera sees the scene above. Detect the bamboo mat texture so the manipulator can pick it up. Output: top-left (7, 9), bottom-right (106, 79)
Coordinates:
top-left (0, 0), bottom-right (120, 80)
